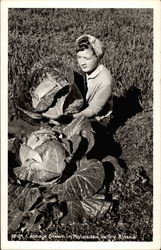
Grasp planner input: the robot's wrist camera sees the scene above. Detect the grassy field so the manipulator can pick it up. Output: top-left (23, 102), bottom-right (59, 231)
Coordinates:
top-left (8, 8), bottom-right (153, 241)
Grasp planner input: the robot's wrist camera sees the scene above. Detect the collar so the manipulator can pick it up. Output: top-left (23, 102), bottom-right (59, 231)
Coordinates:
top-left (86, 64), bottom-right (102, 80)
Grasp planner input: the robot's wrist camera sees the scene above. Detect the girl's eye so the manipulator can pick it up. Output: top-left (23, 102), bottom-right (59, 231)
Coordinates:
top-left (77, 56), bottom-right (91, 62)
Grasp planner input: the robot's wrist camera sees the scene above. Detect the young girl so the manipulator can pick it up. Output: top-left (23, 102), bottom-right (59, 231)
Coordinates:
top-left (73, 34), bottom-right (113, 124)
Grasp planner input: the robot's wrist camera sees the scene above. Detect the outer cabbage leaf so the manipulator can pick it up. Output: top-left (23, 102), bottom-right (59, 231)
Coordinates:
top-left (17, 63), bottom-right (84, 121)
top-left (63, 81), bottom-right (84, 114)
top-left (16, 106), bottom-right (43, 120)
top-left (68, 134), bottom-right (82, 158)
top-left (63, 116), bottom-right (95, 154)
top-left (8, 178), bottom-right (63, 233)
top-left (31, 68), bottom-right (84, 119)
top-left (8, 209), bottom-right (26, 232)
top-left (81, 194), bottom-right (112, 219)
top-left (20, 210), bottom-right (40, 232)
top-left (8, 183), bottom-right (31, 211)
top-left (8, 182), bottom-right (42, 232)
top-left (14, 160), bottom-right (62, 185)
top-left (8, 182), bottom-right (41, 212)
top-left (42, 94), bottom-right (68, 120)
top-left (102, 155), bottom-right (123, 178)
top-left (53, 157), bottom-right (105, 201)
top-left (31, 72), bottom-right (69, 112)
top-left (60, 200), bottom-right (85, 225)
top-left (60, 194), bottom-right (112, 225)
top-left (42, 82), bottom-right (84, 120)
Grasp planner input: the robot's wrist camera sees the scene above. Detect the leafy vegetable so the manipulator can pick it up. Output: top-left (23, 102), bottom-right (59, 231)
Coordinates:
top-left (14, 165), bottom-right (60, 185)
top-left (8, 178), bottom-right (63, 233)
top-left (28, 64), bottom-right (84, 121)
top-left (9, 108), bottom-right (124, 233)
top-left (8, 183), bottom-right (31, 212)
top-left (19, 145), bottom-right (42, 166)
top-left (42, 83), bottom-right (84, 120)
top-left (42, 94), bottom-right (68, 119)
top-left (60, 200), bottom-right (85, 225)
top-left (14, 129), bottom-right (68, 184)
top-left (26, 129), bottom-right (54, 147)
top-left (17, 107), bottom-right (43, 120)
top-left (8, 182), bottom-right (42, 232)
top-left (19, 74), bottom-right (84, 121)
top-left (60, 194), bottom-right (112, 225)
top-left (53, 157), bottom-right (105, 201)
top-left (81, 194), bottom-right (112, 219)
top-left (20, 210), bottom-right (40, 232)
top-left (63, 81), bottom-right (84, 114)
top-left (24, 187), bottom-right (42, 210)
top-left (13, 116), bottom-right (96, 185)
top-left (8, 182), bottom-right (41, 211)
top-left (8, 209), bottom-right (26, 232)
top-left (31, 71), bottom-right (69, 112)
top-left (102, 155), bottom-right (124, 178)
top-left (63, 116), bottom-right (95, 154)
top-left (9, 117), bottom-right (123, 232)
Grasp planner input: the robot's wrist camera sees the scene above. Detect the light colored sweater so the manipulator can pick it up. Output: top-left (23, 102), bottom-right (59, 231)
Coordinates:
top-left (77, 64), bottom-right (113, 119)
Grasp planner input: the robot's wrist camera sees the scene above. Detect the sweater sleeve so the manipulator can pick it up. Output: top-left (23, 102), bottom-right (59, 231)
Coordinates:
top-left (87, 83), bottom-right (112, 116)
top-left (74, 83), bottom-right (112, 118)
top-left (73, 67), bottom-right (112, 118)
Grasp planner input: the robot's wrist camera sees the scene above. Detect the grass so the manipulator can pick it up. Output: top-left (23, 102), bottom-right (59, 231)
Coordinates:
top-left (8, 8), bottom-right (153, 241)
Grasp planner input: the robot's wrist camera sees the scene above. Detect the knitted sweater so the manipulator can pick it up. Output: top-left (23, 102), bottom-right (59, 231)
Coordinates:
top-left (82, 64), bottom-right (113, 119)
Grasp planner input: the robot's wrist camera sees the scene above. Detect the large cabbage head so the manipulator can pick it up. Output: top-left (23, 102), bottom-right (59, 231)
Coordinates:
top-left (14, 129), bottom-right (68, 184)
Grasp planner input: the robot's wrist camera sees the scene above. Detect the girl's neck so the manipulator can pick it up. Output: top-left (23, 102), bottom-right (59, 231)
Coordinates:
top-left (86, 63), bottom-right (101, 76)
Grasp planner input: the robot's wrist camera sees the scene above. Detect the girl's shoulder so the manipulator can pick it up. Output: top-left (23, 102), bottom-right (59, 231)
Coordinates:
top-left (101, 64), bottom-right (111, 75)
top-left (99, 64), bottom-right (112, 82)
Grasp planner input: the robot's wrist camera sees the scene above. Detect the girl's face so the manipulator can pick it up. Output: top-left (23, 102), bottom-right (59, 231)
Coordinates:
top-left (77, 48), bottom-right (98, 74)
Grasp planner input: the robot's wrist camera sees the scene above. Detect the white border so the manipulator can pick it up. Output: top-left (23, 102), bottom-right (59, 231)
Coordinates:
top-left (0, 0), bottom-right (160, 9)
top-left (1, 0), bottom-right (161, 250)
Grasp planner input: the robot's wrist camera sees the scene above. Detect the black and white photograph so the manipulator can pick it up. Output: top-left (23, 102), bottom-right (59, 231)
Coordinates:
top-left (1, 0), bottom-right (161, 249)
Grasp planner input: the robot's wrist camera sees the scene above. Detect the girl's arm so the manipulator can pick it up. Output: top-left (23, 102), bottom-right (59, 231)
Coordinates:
top-left (73, 107), bottom-right (94, 118)
top-left (73, 83), bottom-right (112, 118)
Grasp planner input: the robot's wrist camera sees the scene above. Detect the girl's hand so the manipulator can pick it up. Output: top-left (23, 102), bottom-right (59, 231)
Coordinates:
top-left (48, 119), bottom-right (60, 125)
top-left (73, 113), bottom-right (82, 118)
